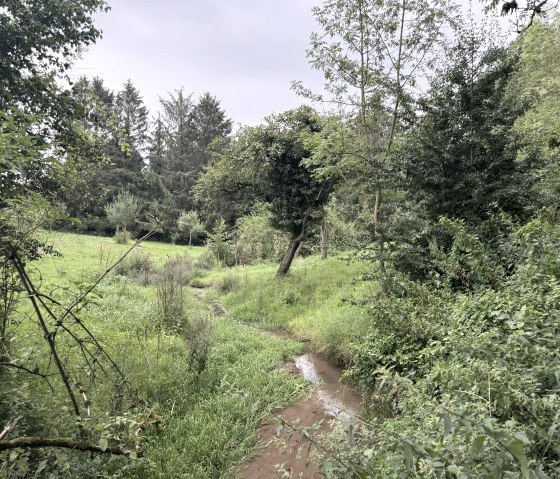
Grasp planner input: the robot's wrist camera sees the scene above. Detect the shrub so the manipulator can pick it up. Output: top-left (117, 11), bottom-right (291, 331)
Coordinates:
top-left (161, 254), bottom-right (193, 286)
top-left (185, 316), bottom-right (212, 376)
top-left (104, 190), bottom-right (140, 235)
top-left (113, 229), bottom-right (132, 244)
top-left (194, 249), bottom-right (218, 271)
top-left (114, 250), bottom-right (154, 284)
top-left (216, 273), bottom-right (242, 293)
top-left (207, 219), bottom-right (236, 267)
top-left (154, 270), bottom-right (184, 330)
top-left (233, 205), bottom-right (289, 265)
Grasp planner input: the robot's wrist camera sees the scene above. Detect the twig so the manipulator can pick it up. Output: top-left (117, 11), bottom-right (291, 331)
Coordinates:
top-left (0, 416), bottom-right (22, 441)
top-left (0, 362), bottom-right (55, 391)
top-left (0, 436), bottom-right (142, 457)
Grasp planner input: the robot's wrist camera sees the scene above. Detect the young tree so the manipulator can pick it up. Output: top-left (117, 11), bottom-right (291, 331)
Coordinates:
top-left (294, 0), bottom-right (453, 280)
top-left (197, 106), bottom-right (335, 275)
top-left (104, 190), bottom-right (140, 235)
top-left (176, 210), bottom-right (205, 246)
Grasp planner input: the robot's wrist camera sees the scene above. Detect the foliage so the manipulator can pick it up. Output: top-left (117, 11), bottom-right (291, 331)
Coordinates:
top-left (506, 15), bottom-right (560, 218)
top-left (145, 90), bottom-right (232, 239)
top-left (202, 218), bottom-right (233, 267)
top-left (399, 31), bottom-right (528, 224)
top-left (0, 0), bottom-right (109, 125)
top-left (176, 210), bottom-right (205, 246)
top-left (233, 203), bottom-right (290, 265)
top-left (105, 190), bottom-right (141, 235)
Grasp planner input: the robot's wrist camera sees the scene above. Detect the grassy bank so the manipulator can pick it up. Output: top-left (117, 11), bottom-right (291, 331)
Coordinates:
top-left (1, 232), bottom-right (304, 479)
top-left (202, 255), bottom-right (374, 364)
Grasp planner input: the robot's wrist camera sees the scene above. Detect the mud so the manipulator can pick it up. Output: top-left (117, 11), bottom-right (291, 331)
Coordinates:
top-left (193, 287), bottom-right (361, 478)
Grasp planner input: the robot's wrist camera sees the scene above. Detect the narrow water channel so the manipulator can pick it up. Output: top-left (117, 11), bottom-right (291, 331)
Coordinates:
top-left (196, 287), bottom-right (362, 419)
top-left (294, 352), bottom-right (362, 419)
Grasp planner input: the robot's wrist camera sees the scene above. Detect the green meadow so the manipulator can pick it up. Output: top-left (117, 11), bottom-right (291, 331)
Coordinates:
top-left (2, 231), bottom-right (305, 479)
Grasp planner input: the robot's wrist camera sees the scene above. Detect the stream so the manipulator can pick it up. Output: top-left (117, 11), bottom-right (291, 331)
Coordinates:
top-left (195, 287), bottom-right (363, 478)
top-left (195, 287), bottom-right (362, 418)
top-left (294, 352), bottom-right (362, 419)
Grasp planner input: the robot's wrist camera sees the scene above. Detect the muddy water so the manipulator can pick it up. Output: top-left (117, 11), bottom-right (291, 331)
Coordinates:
top-left (195, 287), bottom-right (362, 418)
top-left (294, 352), bottom-right (362, 419)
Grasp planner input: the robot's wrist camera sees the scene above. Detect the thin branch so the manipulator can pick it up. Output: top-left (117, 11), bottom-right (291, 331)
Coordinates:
top-left (0, 436), bottom-right (142, 457)
top-left (0, 416), bottom-right (22, 441)
top-left (0, 362), bottom-right (55, 390)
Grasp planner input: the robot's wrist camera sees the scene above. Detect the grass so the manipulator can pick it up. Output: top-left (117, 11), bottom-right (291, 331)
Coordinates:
top-left (34, 230), bottom-right (204, 282)
top-left (202, 255), bottom-right (376, 364)
top-left (2, 231), bottom-right (305, 479)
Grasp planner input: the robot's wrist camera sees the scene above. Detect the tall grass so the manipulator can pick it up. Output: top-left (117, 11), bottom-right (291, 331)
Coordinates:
top-left (204, 256), bottom-right (374, 363)
top-left (2, 231), bottom-right (305, 479)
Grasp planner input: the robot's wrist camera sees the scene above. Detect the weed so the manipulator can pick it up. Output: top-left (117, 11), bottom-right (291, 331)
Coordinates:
top-left (114, 229), bottom-right (132, 244)
top-left (216, 272), bottom-right (241, 293)
top-left (114, 250), bottom-right (154, 285)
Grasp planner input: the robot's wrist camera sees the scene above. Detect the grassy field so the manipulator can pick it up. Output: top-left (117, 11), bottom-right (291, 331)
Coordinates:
top-left (2, 231), bottom-right (305, 479)
top-left (201, 255), bottom-right (375, 364)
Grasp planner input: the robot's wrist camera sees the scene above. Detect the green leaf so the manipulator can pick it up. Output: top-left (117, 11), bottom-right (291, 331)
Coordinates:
top-left (508, 439), bottom-right (530, 478)
top-left (443, 412), bottom-right (453, 436)
top-left (472, 435), bottom-right (485, 454)
top-left (98, 438), bottom-right (108, 452)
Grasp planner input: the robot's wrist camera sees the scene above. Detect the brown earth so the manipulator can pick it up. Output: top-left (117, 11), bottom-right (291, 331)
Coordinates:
top-left (238, 393), bottom-right (331, 479)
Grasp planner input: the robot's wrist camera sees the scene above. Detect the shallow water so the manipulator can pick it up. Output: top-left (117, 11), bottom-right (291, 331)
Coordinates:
top-left (294, 352), bottom-right (362, 419)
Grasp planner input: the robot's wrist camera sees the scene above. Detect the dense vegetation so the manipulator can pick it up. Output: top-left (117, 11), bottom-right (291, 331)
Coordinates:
top-left (1, 0), bottom-right (560, 478)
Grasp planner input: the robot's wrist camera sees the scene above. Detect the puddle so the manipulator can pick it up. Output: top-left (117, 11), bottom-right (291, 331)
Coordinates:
top-left (294, 352), bottom-right (361, 419)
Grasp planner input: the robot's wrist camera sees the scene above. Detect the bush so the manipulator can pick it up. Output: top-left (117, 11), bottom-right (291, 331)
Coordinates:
top-left (161, 254), bottom-right (193, 286)
top-left (216, 273), bottom-right (242, 293)
top-left (194, 249), bottom-right (218, 271)
top-left (326, 218), bottom-right (560, 477)
top-left (185, 316), bottom-right (212, 376)
top-left (114, 229), bottom-right (132, 244)
top-left (233, 205), bottom-right (289, 265)
top-left (114, 250), bottom-right (154, 284)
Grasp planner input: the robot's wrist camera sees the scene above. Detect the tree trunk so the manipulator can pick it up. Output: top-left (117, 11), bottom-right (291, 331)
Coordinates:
top-left (277, 218), bottom-right (308, 276)
top-left (188, 232), bottom-right (192, 247)
top-left (320, 218), bottom-right (328, 260)
top-left (277, 236), bottom-right (303, 276)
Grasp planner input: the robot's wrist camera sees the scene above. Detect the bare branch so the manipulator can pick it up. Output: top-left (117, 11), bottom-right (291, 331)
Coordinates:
top-left (0, 416), bottom-right (22, 441)
top-left (0, 436), bottom-right (142, 457)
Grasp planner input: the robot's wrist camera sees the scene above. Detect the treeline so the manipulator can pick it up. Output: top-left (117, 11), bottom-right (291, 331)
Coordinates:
top-left (2, 0), bottom-right (560, 476)
top-left (56, 78), bottom-right (232, 241)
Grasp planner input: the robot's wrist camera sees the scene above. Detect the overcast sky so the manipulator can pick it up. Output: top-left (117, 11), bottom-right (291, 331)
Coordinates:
top-left (72, 0), bottom-right (328, 126)
top-left (72, 1), bottom-right (509, 127)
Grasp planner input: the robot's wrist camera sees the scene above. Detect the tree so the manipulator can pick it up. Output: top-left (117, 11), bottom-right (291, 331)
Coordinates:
top-left (505, 15), bottom-right (560, 219)
top-left (104, 191), bottom-right (141, 235)
top-left (176, 210), bottom-right (205, 246)
top-left (187, 92), bottom-right (233, 172)
top-left (399, 29), bottom-right (528, 223)
top-left (0, 0), bottom-right (109, 125)
top-left (147, 90), bottom-right (232, 239)
top-left (294, 0), bottom-right (453, 282)
top-left (483, 0), bottom-right (557, 33)
top-left (198, 106), bottom-right (335, 275)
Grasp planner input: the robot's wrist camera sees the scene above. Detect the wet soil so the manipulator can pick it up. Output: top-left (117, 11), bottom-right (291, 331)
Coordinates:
top-left (193, 287), bottom-right (361, 478)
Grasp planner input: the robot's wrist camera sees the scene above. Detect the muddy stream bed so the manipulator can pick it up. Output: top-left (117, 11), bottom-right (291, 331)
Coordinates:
top-left (196, 288), bottom-right (362, 478)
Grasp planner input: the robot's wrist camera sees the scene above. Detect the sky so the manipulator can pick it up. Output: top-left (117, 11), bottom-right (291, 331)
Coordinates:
top-left (71, 1), bottom-right (512, 127)
top-left (72, 0), bottom-right (327, 127)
